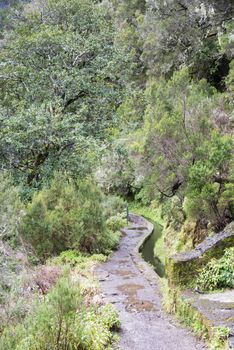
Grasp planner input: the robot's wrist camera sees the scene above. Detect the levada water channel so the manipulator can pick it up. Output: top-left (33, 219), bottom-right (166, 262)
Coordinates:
top-left (140, 218), bottom-right (165, 278)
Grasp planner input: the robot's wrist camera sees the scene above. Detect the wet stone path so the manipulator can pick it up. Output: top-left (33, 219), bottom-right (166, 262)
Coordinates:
top-left (96, 214), bottom-right (206, 350)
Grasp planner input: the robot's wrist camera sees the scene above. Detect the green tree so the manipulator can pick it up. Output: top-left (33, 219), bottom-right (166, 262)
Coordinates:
top-left (113, 0), bottom-right (147, 86)
top-left (0, 0), bottom-right (128, 188)
top-left (186, 133), bottom-right (233, 230)
top-left (128, 68), bottom-right (233, 229)
top-left (140, 0), bottom-right (233, 87)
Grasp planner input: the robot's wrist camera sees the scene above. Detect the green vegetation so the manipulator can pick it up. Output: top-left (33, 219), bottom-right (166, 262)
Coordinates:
top-left (0, 0), bottom-right (129, 195)
top-left (0, 0), bottom-right (233, 348)
top-left (21, 174), bottom-right (120, 260)
top-left (0, 265), bottom-right (120, 350)
top-left (0, 1), bottom-right (25, 33)
top-left (161, 279), bottom-right (208, 339)
top-left (161, 279), bottom-right (230, 350)
top-left (210, 327), bottom-right (231, 350)
top-left (130, 69), bottom-right (233, 232)
top-left (197, 247), bottom-right (234, 291)
top-left (166, 226), bottom-right (234, 288)
top-left (51, 250), bottom-right (108, 268)
top-left (129, 203), bottom-right (163, 226)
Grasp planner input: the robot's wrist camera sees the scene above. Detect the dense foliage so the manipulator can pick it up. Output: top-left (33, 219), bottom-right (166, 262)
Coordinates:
top-left (0, 273), bottom-right (120, 350)
top-left (197, 247), bottom-right (234, 291)
top-left (132, 69), bottom-right (233, 230)
top-left (0, 0), bottom-right (233, 345)
top-left (105, 0), bottom-right (234, 235)
top-left (0, 0), bottom-right (128, 192)
top-left (21, 174), bottom-right (121, 260)
top-left (1, 0), bottom-right (233, 233)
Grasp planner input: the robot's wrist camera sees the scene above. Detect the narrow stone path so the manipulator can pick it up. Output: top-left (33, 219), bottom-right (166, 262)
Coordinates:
top-left (96, 214), bottom-right (206, 350)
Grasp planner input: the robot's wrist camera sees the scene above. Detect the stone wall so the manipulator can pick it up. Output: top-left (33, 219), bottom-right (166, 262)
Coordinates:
top-left (166, 222), bottom-right (234, 286)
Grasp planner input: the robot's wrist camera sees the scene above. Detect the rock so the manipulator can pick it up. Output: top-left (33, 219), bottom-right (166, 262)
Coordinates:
top-left (167, 222), bottom-right (234, 285)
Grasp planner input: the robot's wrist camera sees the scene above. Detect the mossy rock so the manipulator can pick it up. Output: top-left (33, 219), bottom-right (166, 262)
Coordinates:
top-left (166, 222), bottom-right (234, 287)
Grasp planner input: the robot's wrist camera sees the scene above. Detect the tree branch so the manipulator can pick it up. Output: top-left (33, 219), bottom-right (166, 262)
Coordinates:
top-left (156, 180), bottom-right (183, 198)
top-left (63, 91), bottom-right (87, 109)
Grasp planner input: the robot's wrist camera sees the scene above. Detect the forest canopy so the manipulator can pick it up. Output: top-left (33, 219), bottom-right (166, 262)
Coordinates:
top-left (0, 0), bottom-right (233, 226)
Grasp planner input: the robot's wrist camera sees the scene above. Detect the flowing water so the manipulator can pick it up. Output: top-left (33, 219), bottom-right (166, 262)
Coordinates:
top-left (140, 218), bottom-right (165, 277)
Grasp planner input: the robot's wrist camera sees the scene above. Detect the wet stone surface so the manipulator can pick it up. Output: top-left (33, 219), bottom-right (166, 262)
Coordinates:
top-left (95, 214), bottom-right (207, 350)
top-left (183, 289), bottom-right (234, 347)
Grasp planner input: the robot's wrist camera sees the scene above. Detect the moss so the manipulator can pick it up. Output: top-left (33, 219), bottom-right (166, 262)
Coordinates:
top-left (175, 221), bottom-right (197, 252)
top-left (166, 234), bottom-right (234, 288)
top-left (129, 203), bottom-right (166, 225)
top-left (153, 233), bottom-right (166, 264)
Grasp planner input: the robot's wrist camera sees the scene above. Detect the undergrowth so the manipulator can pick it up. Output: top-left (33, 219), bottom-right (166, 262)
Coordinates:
top-left (0, 274), bottom-right (120, 350)
top-left (197, 247), bottom-right (234, 291)
top-left (129, 203), bottom-right (164, 226)
top-left (0, 253), bottom-right (120, 350)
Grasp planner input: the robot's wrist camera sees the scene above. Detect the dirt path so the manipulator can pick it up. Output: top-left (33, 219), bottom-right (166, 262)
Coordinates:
top-left (96, 214), bottom-right (206, 350)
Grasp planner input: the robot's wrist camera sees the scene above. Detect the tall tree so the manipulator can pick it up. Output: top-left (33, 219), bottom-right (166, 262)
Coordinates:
top-left (141, 0), bottom-right (234, 87)
top-left (0, 0), bottom-right (129, 188)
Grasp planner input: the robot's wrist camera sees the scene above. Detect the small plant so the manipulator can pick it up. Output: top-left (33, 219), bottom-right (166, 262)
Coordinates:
top-left (197, 248), bottom-right (234, 291)
top-left (0, 275), bottom-right (120, 350)
top-left (52, 250), bottom-right (107, 266)
top-left (106, 213), bottom-right (126, 232)
top-left (210, 326), bottom-right (230, 350)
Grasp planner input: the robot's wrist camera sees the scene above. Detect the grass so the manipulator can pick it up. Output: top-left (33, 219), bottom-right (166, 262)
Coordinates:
top-left (129, 202), bottom-right (164, 226)
top-left (129, 202), bottom-right (166, 263)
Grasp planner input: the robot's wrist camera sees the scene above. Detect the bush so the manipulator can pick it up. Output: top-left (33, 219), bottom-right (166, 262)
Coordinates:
top-left (21, 174), bottom-right (119, 260)
top-left (197, 247), bottom-right (234, 291)
top-left (106, 213), bottom-right (126, 232)
top-left (0, 276), bottom-right (120, 350)
top-left (102, 195), bottom-right (125, 219)
top-left (52, 250), bottom-right (107, 267)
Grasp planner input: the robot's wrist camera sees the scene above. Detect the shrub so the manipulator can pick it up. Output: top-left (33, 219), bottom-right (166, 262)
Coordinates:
top-left (102, 195), bottom-right (125, 219)
top-left (52, 250), bottom-right (107, 267)
top-left (31, 265), bottom-right (61, 295)
top-left (0, 275), bottom-right (120, 350)
top-left (210, 326), bottom-right (230, 350)
top-left (21, 174), bottom-right (119, 260)
top-left (0, 262), bottom-right (34, 334)
top-left (106, 213), bottom-right (126, 232)
top-left (197, 247), bottom-right (234, 291)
